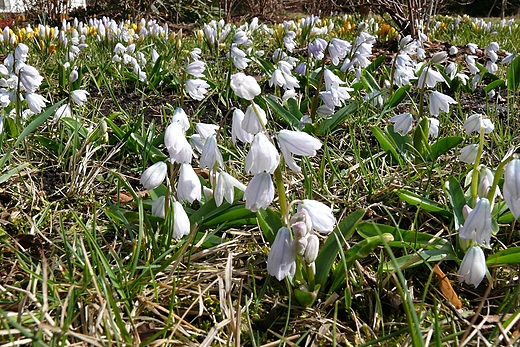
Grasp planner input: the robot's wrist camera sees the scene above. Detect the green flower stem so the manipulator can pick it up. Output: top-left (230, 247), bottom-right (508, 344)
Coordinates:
top-left (274, 165), bottom-right (289, 224)
top-left (306, 262), bottom-right (315, 290)
top-left (470, 126), bottom-right (485, 205)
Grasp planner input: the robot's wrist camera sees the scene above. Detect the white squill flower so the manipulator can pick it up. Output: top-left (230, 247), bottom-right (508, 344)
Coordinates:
top-left (429, 91), bottom-right (457, 116)
top-left (185, 60), bottom-right (206, 77)
top-left (244, 172), bottom-right (275, 212)
top-left (428, 118), bottom-right (440, 138)
top-left (267, 227), bottom-right (296, 281)
top-left (459, 198), bottom-right (492, 248)
top-left (140, 161), bottom-right (167, 190)
top-left (298, 199), bottom-right (336, 233)
top-left (26, 93), bottom-right (48, 113)
top-left (242, 103), bottom-right (267, 135)
top-left (246, 133), bottom-right (280, 175)
top-left (171, 107), bottom-right (190, 132)
top-left (230, 72), bottom-right (261, 100)
top-left (177, 163), bottom-right (201, 204)
top-left (504, 159), bottom-right (520, 219)
top-left (418, 67), bottom-right (446, 89)
top-left (151, 195), bottom-right (165, 218)
top-left (200, 134), bottom-right (223, 169)
top-left (459, 144), bottom-right (479, 164)
top-left (389, 112), bottom-right (413, 136)
top-left (54, 104), bottom-right (71, 121)
top-left (173, 201), bottom-right (190, 239)
top-left (231, 109), bottom-right (254, 144)
top-left (185, 79), bottom-right (209, 101)
top-left (277, 130), bottom-right (322, 172)
top-left (164, 122), bottom-right (194, 164)
top-left (458, 246), bottom-right (487, 287)
top-left (463, 113), bottom-right (494, 134)
top-left (71, 89), bottom-right (89, 106)
top-left (215, 172), bottom-right (246, 207)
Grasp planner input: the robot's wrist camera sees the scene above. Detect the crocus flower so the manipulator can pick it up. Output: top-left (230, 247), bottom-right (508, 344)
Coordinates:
top-left (277, 130), bottom-right (322, 172)
top-left (214, 171), bottom-right (246, 207)
top-left (298, 199), bottom-right (336, 233)
top-left (389, 112), bottom-right (413, 136)
top-left (244, 172), bottom-right (275, 212)
top-left (71, 89), bottom-right (89, 106)
top-left (246, 133), bottom-right (280, 175)
top-left (140, 161), bottom-right (167, 190)
top-left (267, 227), bottom-right (296, 281)
top-left (26, 92), bottom-right (48, 113)
top-left (459, 144), bottom-right (478, 164)
top-left (177, 163), bottom-right (201, 204)
top-left (185, 79), bottom-right (209, 101)
top-left (459, 198), bottom-right (492, 248)
top-left (230, 72), bottom-right (261, 100)
top-left (173, 201), bottom-right (190, 239)
top-left (231, 109), bottom-right (253, 144)
top-left (200, 134), bottom-right (224, 169)
top-left (429, 91), bottom-right (457, 117)
top-left (458, 246), bottom-right (487, 287)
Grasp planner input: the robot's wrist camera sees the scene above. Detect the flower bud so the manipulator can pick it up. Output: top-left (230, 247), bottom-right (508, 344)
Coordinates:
top-left (293, 236), bottom-right (308, 256)
top-left (292, 221), bottom-right (309, 239)
top-left (430, 51), bottom-right (448, 64)
top-left (304, 234), bottom-right (319, 264)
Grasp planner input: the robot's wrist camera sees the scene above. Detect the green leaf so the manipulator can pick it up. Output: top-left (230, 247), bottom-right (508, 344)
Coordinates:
top-left (385, 85), bottom-right (410, 108)
top-left (444, 177), bottom-right (466, 230)
top-left (129, 133), bottom-right (167, 161)
top-left (61, 117), bottom-right (89, 138)
top-left (507, 56), bottom-right (520, 92)
top-left (0, 162), bottom-right (30, 184)
top-left (201, 205), bottom-right (256, 227)
top-left (486, 247), bottom-right (520, 265)
top-left (294, 284), bottom-right (320, 307)
top-left (396, 189), bottom-right (451, 216)
top-left (370, 126), bottom-right (404, 165)
top-left (315, 209), bottom-right (365, 287)
top-left (264, 95), bottom-right (300, 128)
top-left (429, 136), bottom-right (463, 161)
top-left (357, 222), bottom-right (449, 249)
top-left (256, 208), bottom-right (283, 244)
top-left (412, 117), bottom-right (430, 162)
top-left (365, 55), bottom-right (385, 73)
top-left (483, 79), bottom-right (505, 93)
top-left (318, 102), bottom-right (360, 134)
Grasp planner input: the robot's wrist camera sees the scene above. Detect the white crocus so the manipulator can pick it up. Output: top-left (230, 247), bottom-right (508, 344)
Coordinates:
top-left (246, 133), bottom-right (280, 175)
top-left (140, 161), bottom-right (167, 190)
top-left (458, 246), bottom-right (487, 287)
top-left (389, 112), bottom-right (413, 136)
top-left (177, 163), bottom-right (201, 204)
top-left (215, 171), bottom-right (246, 207)
top-left (267, 227), bottom-right (296, 281)
top-left (429, 91), bottom-right (457, 116)
top-left (277, 130), bottom-right (322, 172)
top-left (298, 199), bottom-right (336, 233)
top-left (230, 72), bottom-right (261, 100)
top-left (71, 89), bottom-right (89, 106)
top-left (459, 198), bottom-right (492, 248)
top-left (173, 201), bottom-right (190, 239)
top-left (244, 172), bottom-right (275, 212)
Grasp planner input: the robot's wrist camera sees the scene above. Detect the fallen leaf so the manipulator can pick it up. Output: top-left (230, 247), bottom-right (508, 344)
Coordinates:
top-left (433, 264), bottom-right (462, 309)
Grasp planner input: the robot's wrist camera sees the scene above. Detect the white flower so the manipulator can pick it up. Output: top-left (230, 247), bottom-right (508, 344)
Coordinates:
top-left (459, 198), bottom-right (492, 248)
top-left (244, 172), bottom-right (275, 212)
top-left (267, 227), bottom-right (296, 281)
top-left (0, 116), bottom-right (3, 135)
top-left (196, 122), bottom-right (219, 139)
top-left (15, 43), bottom-right (29, 62)
top-left (140, 161), bottom-right (167, 190)
top-left (458, 246), bottom-right (487, 287)
top-left (304, 234), bottom-right (320, 264)
top-left (200, 134), bottom-right (223, 169)
top-left (172, 107), bottom-right (190, 132)
top-left (173, 201), bottom-right (190, 239)
top-left (231, 109), bottom-right (253, 144)
top-left (277, 130), bottom-right (322, 172)
top-left (418, 67), bottom-right (446, 89)
top-left (185, 60), bottom-right (206, 77)
top-left (231, 45), bottom-right (251, 70)
top-left (185, 79), bottom-right (209, 101)
top-left (69, 68), bottom-right (78, 83)
top-left (26, 93), bottom-right (48, 113)
top-left (449, 46), bottom-right (458, 55)
top-left (246, 133), bottom-right (280, 175)
top-left (428, 118), bottom-right (440, 138)
top-left (164, 122), bottom-right (194, 164)
top-left (459, 144), bottom-right (479, 164)
top-left (429, 91), bottom-right (457, 116)
top-left (230, 72), bottom-right (261, 100)
top-left (242, 103), bottom-right (267, 135)
top-left (19, 64), bottom-right (43, 93)
top-left (215, 171), bottom-right (246, 207)
top-left (463, 113), bottom-right (494, 134)
top-left (151, 196), bottom-right (165, 218)
top-left (298, 199), bottom-right (336, 233)
top-left (71, 89), bottom-right (89, 106)
top-left (430, 51), bottom-right (448, 64)
top-left (504, 159), bottom-right (520, 219)
top-left (467, 43), bottom-right (478, 54)
top-left (389, 112), bottom-right (413, 136)
top-left (177, 163), bottom-right (201, 204)
top-left (328, 38), bottom-right (350, 65)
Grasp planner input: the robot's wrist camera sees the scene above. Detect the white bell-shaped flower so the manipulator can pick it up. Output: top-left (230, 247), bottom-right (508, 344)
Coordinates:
top-left (298, 199), bottom-right (336, 233)
top-left (173, 201), bottom-right (190, 239)
top-left (277, 130), bottom-right (322, 172)
top-left (458, 246), bottom-right (487, 287)
top-left (246, 133), bottom-right (280, 175)
top-left (267, 227), bottom-right (296, 281)
top-left (459, 197), bottom-right (492, 248)
top-left (140, 161), bottom-right (167, 190)
top-left (177, 163), bottom-right (201, 204)
top-left (244, 172), bottom-right (275, 212)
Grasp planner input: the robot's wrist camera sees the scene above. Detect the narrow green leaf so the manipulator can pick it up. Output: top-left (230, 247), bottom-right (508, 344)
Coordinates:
top-left (483, 79), bottom-right (505, 93)
top-left (444, 177), bottom-right (466, 230)
top-left (385, 85), bottom-right (410, 108)
top-left (264, 95), bottom-right (300, 128)
top-left (370, 126), bottom-right (404, 165)
top-left (486, 246), bottom-right (520, 265)
top-left (429, 136), bottom-right (463, 161)
top-left (256, 208), bottom-right (283, 244)
top-left (396, 189), bottom-right (451, 216)
top-left (318, 102), bottom-right (360, 134)
top-left (507, 56), bottom-right (520, 92)
top-left (0, 162), bottom-right (30, 184)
